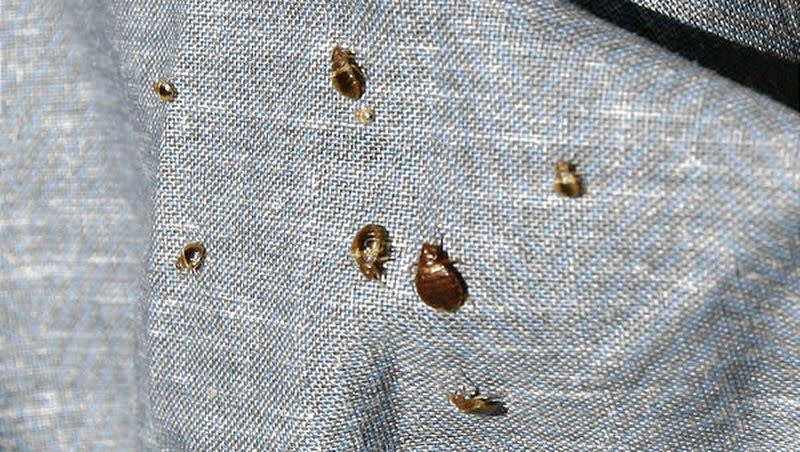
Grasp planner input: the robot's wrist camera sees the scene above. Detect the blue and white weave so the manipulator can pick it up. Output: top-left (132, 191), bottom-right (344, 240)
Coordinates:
top-left (2, 1), bottom-right (799, 450)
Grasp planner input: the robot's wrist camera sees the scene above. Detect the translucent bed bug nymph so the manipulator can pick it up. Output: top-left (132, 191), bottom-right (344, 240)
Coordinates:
top-left (554, 160), bottom-right (583, 198)
top-left (331, 46), bottom-right (366, 100)
top-left (351, 224), bottom-right (391, 280)
top-left (448, 387), bottom-right (507, 416)
top-left (176, 242), bottom-right (206, 271)
top-left (355, 105), bottom-right (375, 124)
top-left (153, 79), bottom-right (178, 101)
top-left (413, 241), bottom-right (467, 312)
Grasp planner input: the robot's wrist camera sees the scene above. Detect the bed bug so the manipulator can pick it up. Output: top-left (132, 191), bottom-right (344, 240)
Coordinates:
top-left (355, 105), bottom-right (375, 124)
top-left (351, 224), bottom-right (391, 280)
top-left (176, 242), bottom-right (206, 271)
top-left (331, 46), bottom-right (366, 100)
top-left (414, 241), bottom-right (467, 312)
top-left (554, 160), bottom-right (583, 198)
top-left (153, 79), bottom-right (178, 101)
top-left (448, 388), bottom-right (507, 416)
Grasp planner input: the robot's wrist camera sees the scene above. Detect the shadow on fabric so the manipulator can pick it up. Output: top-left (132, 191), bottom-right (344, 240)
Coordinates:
top-left (569, 0), bottom-right (800, 111)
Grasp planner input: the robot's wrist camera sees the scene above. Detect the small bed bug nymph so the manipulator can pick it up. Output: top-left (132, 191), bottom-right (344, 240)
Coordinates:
top-left (331, 46), bottom-right (366, 100)
top-left (554, 160), bottom-right (583, 198)
top-left (448, 388), bottom-right (507, 416)
top-left (355, 105), bottom-right (375, 124)
top-left (176, 242), bottom-right (206, 271)
top-left (414, 241), bottom-right (467, 312)
top-left (351, 224), bottom-right (391, 280)
top-left (153, 79), bottom-right (178, 101)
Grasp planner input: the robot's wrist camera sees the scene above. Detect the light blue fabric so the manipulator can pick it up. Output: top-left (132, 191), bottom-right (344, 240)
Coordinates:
top-left (1, 2), bottom-right (149, 450)
top-left (2, 1), bottom-right (799, 450)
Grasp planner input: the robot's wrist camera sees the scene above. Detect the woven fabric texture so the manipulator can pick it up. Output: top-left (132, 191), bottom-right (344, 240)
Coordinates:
top-left (2, 0), bottom-right (800, 450)
top-left (1, 1), bottom-right (150, 450)
top-left (629, 0), bottom-right (800, 61)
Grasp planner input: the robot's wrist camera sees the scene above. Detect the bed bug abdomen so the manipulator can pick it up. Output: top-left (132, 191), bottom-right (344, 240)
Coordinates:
top-left (414, 242), bottom-right (467, 312)
top-left (331, 46), bottom-right (366, 100)
top-left (176, 242), bottom-right (206, 271)
top-left (153, 79), bottom-right (178, 101)
top-left (554, 160), bottom-right (583, 198)
top-left (351, 224), bottom-right (391, 280)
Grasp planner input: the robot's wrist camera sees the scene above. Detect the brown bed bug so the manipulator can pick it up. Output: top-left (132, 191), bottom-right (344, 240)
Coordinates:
top-left (448, 388), bottom-right (507, 416)
top-left (554, 160), bottom-right (583, 198)
top-left (153, 79), bottom-right (178, 101)
top-left (331, 46), bottom-right (366, 100)
top-left (351, 224), bottom-right (391, 280)
top-left (414, 241), bottom-right (467, 312)
top-left (176, 242), bottom-right (206, 271)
